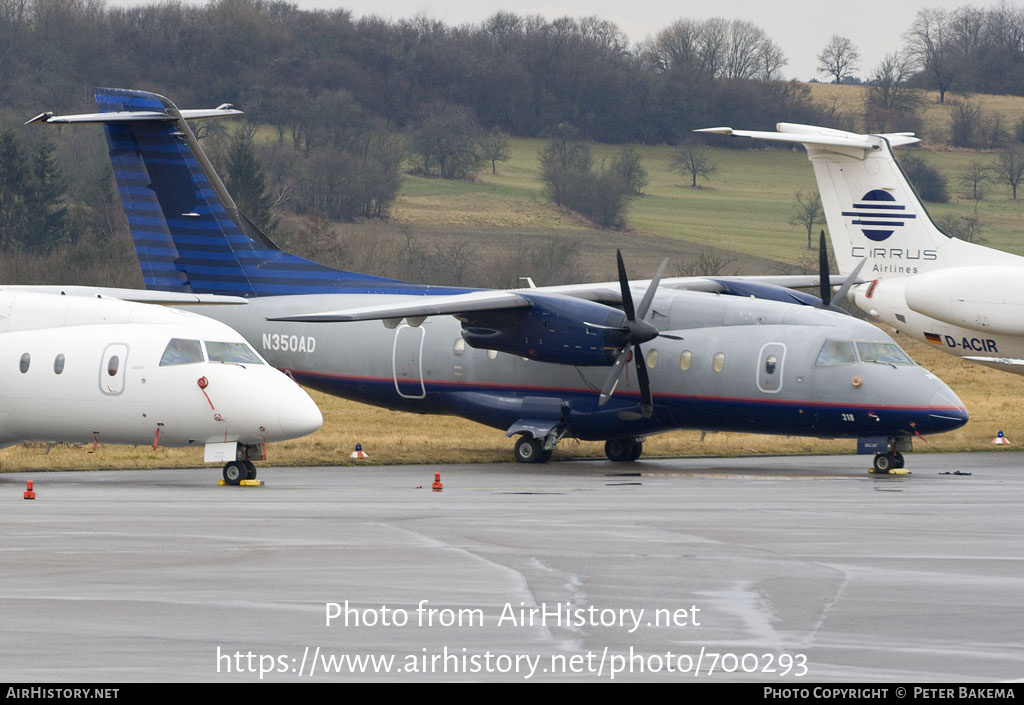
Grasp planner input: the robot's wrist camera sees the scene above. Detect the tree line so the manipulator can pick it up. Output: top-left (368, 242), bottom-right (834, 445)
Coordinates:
top-left (2, 0), bottom-right (1024, 272)
top-left (0, 0), bottom-right (835, 143)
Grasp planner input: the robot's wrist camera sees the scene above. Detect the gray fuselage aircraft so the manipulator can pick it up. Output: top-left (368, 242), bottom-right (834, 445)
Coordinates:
top-left (33, 88), bottom-right (969, 471)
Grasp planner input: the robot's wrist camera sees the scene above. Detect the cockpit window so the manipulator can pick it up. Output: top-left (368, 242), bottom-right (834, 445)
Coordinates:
top-left (856, 342), bottom-right (915, 366)
top-left (160, 338), bottom-right (204, 366)
top-left (815, 340), bottom-right (857, 366)
top-left (205, 341), bottom-right (263, 365)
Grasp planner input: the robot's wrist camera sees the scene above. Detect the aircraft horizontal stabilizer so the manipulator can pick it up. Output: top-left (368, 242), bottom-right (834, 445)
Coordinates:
top-left (26, 106), bottom-right (242, 125)
top-left (695, 124), bottom-right (920, 149)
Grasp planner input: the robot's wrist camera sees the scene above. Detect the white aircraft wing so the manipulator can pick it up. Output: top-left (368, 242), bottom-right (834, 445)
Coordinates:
top-left (543, 274), bottom-right (839, 301)
top-left (962, 356), bottom-right (1024, 367)
top-left (269, 272), bottom-right (861, 324)
top-left (269, 290), bottom-right (531, 322)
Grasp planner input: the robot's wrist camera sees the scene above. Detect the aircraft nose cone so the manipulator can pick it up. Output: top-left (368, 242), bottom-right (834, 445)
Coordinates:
top-left (278, 389), bottom-right (324, 440)
top-left (927, 389), bottom-right (969, 432)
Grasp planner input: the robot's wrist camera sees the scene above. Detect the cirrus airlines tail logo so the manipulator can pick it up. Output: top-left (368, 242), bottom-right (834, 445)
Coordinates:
top-left (841, 189), bottom-right (916, 242)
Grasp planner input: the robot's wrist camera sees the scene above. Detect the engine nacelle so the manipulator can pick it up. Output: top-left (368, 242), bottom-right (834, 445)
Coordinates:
top-left (904, 266), bottom-right (1024, 336)
top-left (460, 294), bottom-right (628, 366)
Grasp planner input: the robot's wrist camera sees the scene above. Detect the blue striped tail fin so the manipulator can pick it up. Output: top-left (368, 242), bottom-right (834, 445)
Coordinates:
top-left (91, 88), bottom-right (440, 296)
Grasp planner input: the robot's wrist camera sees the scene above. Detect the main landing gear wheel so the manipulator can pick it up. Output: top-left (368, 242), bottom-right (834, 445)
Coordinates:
top-left (514, 436), bottom-right (549, 464)
top-left (873, 453), bottom-right (904, 473)
top-left (243, 460), bottom-right (258, 480)
top-left (223, 461), bottom-right (247, 485)
top-left (605, 438), bottom-right (643, 462)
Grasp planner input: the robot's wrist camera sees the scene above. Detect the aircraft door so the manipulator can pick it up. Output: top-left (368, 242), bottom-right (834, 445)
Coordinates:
top-left (392, 324), bottom-right (426, 399)
top-left (757, 343), bottom-right (785, 393)
top-left (100, 343), bottom-right (128, 395)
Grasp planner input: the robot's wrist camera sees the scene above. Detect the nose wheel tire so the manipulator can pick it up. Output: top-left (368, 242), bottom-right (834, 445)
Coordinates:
top-left (873, 452), bottom-right (904, 473)
top-left (243, 461), bottom-right (258, 480)
top-left (223, 461), bottom-right (247, 485)
top-left (514, 436), bottom-right (549, 464)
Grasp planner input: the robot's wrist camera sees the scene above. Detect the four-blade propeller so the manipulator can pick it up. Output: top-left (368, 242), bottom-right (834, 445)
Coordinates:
top-left (597, 251), bottom-right (682, 418)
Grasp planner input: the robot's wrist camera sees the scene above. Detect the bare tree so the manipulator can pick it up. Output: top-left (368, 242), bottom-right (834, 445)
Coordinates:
top-left (936, 214), bottom-right (983, 243)
top-left (949, 98), bottom-right (983, 148)
top-left (959, 161), bottom-right (990, 201)
top-left (995, 145), bottom-right (1024, 200)
top-left (640, 17), bottom-right (784, 82)
top-left (408, 101), bottom-right (485, 180)
top-left (611, 145), bottom-right (649, 196)
top-left (478, 129), bottom-right (510, 175)
top-left (639, 18), bottom-right (702, 73)
top-left (865, 52), bottom-right (926, 132)
top-left (817, 35), bottom-right (860, 83)
top-left (757, 37), bottom-right (787, 81)
top-left (671, 143), bottom-right (717, 188)
top-left (723, 19), bottom-right (767, 80)
top-left (868, 52), bottom-right (924, 112)
top-left (904, 8), bottom-right (958, 103)
top-left (789, 191), bottom-right (824, 249)
top-left (676, 247), bottom-right (734, 277)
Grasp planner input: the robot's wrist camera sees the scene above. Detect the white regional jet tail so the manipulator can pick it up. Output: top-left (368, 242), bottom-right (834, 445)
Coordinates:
top-left (697, 123), bottom-right (1024, 278)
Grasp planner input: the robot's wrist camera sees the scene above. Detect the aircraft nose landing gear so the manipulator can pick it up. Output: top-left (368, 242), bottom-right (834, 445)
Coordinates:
top-left (219, 443), bottom-right (264, 485)
top-left (872, 451), bottom-right (905, 473)
top-left (222, 460), bottom-right (259, 484)
top-left (222, 461), bottom-right (247, 485)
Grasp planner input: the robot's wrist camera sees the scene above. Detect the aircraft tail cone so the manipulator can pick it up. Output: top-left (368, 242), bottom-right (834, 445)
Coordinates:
top-left (993, 430), bottom-right (1011, 445)
top-left (23, 481), bottom-right (35, 500)
top-left (432, 472), bottom-right (443, 492)
top-left (349, 443), bottom-right (369, 459)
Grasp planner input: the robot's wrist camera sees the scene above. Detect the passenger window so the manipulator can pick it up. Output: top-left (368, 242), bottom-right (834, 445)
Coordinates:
top-left (713, 352), bottom-right (725, 372)
top-left (680, 350), bottom-right (692, 371)
top-left (54, 354), bottom-right (65, 375)
top-left (646, 349), bottom-right (659, 368)
top-left (160, 338), bottom-right (204, 366)
top-left (19, 353), bottom-right (29, 374)
top-left (205, 341), bottom-right (264, 365)
top-left (107, 355), bottom-right (119, 376)
top-left (816, 340), bottom-right (857, 366)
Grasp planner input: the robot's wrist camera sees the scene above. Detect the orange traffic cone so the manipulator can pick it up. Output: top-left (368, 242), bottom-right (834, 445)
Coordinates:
top-left (23, 481), bottom-right (35, 500)
top-left (432, 472), bottom-right (443, 492)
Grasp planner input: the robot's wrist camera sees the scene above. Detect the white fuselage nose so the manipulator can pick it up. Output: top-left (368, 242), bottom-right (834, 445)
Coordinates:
top-left (190, 361), bottom-right (323, 444)
top-left (0, 292), bottom-right (322, 449)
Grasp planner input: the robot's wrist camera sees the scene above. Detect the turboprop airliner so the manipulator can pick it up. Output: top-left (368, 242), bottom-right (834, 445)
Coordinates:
top-left (0, 289), bottom-right (322, 484)
top-left (700, 123), bottom-right (1024, 375)
top-left (32, 88), bottom-right (970, 473)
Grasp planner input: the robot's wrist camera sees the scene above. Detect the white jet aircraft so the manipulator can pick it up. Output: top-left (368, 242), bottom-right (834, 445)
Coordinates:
top-left (700, 123), bottom-right (1024, 374)
top-left (0, 288), bottom-right (322, 483)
